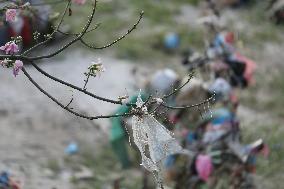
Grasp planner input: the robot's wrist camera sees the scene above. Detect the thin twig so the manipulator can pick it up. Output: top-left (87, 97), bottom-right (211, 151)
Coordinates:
top-left (163, 72), bottom-right (195, 99)
top-left (79, 11), bottom-right (144, 50)
top-left (57, 23), bottom-right (101, 36)
top-left (83, 73), bottom-right (91, 90)
top-left (161, 95), bottom-right (215, 110)
top-left (65, 97), bottom-right (74, 108)
top-left (142, 95), bottom-right (152, 107)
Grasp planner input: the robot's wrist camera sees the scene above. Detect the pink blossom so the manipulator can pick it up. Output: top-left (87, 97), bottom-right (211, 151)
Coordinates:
top-left (0, 60), bottom-right (3, 67)
top-left (13, 60), bottom-right (23, 77)
top-left (72, 0), bottom-right (86, 5)
top-left (0, 41), bottom-right (19, 54)
top-left (5, 9), bottom-right (17, 22)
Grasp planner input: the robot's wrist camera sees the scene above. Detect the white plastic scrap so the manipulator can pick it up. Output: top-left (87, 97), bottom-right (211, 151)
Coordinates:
top-left (131, 92), bottom-right (184, 187)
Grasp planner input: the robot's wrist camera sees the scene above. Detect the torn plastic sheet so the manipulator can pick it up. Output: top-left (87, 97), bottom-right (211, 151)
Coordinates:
top-left (131, 92), bottom-right (188, 188)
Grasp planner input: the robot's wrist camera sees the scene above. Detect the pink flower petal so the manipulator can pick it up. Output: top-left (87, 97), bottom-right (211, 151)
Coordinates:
top-left (13, 60), bottom-right (23, 77)
top-left (0, 41), bottom-right (19, 54)
top-left (6, 9), bottom-right (17, 22)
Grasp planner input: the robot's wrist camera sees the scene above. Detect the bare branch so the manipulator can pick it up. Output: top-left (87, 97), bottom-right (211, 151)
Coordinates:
top-left (0, 2), bottom-right (145, 63)
top-left (23, 0), bottom-right (98, 61)
top-left (163, 72), bottom-right (195, 99)
top-left (161, 95), bottom-right (215, 110)
top-left (79, 11), bottom-right (144, 50)
top-left (57, 23), bottom-right (101, 36)
top-left (22, 0), bottom-right (72, 56)
top-left (22, 67), bottom-right (133, 120)
top-left (29, 61), bottom-right (136, 106)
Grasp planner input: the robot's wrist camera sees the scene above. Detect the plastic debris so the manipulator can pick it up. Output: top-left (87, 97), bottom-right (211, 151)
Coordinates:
top-left (164, 32), bottom-right (180, 50)
top-left (0, 171), bottom-right (21, 189)
top-left (0, 171), bottom-right (10, 188)
top-left (131, 92), bottom-right (184, 188)
top-left (65, 142), bottom-right (78, 155)
top-left (149, 69), bottom-right (178, 95)
top-left (74, 166), bottom-right (94, 180)
top-left (195, 154), bottom-right (213, 182)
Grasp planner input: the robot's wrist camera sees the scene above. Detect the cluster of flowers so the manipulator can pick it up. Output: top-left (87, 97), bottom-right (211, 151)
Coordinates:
top-left (2, 2), bottom-right (30, 77)
top-left (5, 2), bottom-right (31, 22)
top-left (5, 9), bottom-right (17, 22)
top-left (2, 0), bottom-right (87, 77)
top-left (84, 58), bottom-right (105, 77)
top-left (0, 41), bottom-right (23, 77)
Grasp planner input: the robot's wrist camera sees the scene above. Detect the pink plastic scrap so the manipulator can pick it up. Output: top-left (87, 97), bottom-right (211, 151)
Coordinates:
top-left (261, 144), bottom-right (270, 158)
top-left (235, 53), bottom-right (257, 85)
top-left (196, 154), bottom-right (213, 182)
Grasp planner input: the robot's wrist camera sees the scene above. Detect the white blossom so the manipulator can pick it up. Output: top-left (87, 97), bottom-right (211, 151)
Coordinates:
top-left (155, 98), bottom-right (163, 104)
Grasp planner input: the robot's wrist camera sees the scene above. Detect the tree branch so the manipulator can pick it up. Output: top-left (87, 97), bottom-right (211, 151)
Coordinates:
top-left (23, 0), bottom-right (98, 61)
top-left (161, 95), bottom-right (215, 110)
top-left (163, 72), bottom-right (195, 99)
top-left (22, 67), bottom-right (133, 120)
top-left (22, 0), bottom-right (72, 56)
top-left (79, 11), bottom-right (144, 50)
top-left (29, 61), bottom-right (136, 106)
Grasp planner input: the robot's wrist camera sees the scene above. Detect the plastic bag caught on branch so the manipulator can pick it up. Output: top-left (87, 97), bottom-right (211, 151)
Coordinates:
top-left (131, 92), bottom-right (185, 187)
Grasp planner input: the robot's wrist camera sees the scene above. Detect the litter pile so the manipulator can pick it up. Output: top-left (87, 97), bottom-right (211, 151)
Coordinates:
top-left (110, 5), bottom-right (270, 189)
top-left (0, 171), bottom-right (21, 189)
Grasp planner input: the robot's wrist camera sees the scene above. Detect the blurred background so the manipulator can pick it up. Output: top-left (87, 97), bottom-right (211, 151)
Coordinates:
top-left (0, 0), bottom-right (283, 188)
